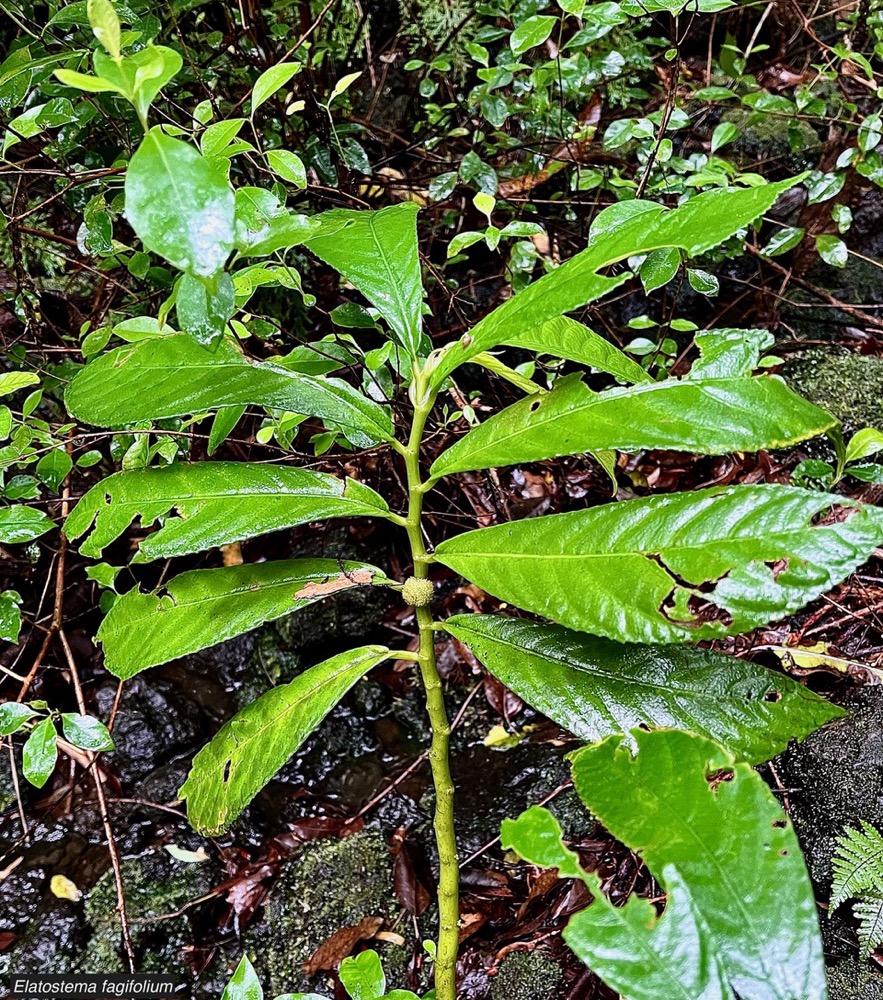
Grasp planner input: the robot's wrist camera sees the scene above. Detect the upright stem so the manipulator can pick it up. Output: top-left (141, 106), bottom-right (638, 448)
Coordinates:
top-left (402, 370), bottom-right (459, 1000)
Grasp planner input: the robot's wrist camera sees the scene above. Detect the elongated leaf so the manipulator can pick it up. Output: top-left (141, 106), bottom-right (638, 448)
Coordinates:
top-left (61, 713), bottom-right (114, 751)
top-left (98, 559), bottom-right (387, 678)
top-left (0, 702), bottom-right (38, 736)
top-left (444, 614), bottom-right (841, 763)
top-left (431, 374), bottom-right (835, 477)
top-left (0, 505), bottom-right (54, 543)
top-left (66, 462), bottom-right (390, 560)
top-left (125, 128), bottom-right (235, 278)
top-left (304, 204), bottom-right (426, 356)
top-left (434, 485), bottom-right (883, 643)
top-left (64, 335), bottom-right (394, 448)
top-left (502, 317), bottom-right (651, 384)
top-left (222, 956), bottom-right (263, 1000)
top-left (570, 729), bottom-right (827, 1000)
top-left (180, 645), bottom-right (388, 835)
top-left (428, 177), bottom-right (802, 387)
top-left (501, 807), bottom-right (730, 1000)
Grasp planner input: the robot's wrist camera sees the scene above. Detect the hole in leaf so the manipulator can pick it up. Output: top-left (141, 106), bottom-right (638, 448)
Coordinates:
top-left (222, 759), bottom-right (232, 783)
top-left (772, 819), bottom-right (787, 829)
top-left (763, 689), bottom-right (782, 703)
top-left (529, 398), bottom-right (541, 413)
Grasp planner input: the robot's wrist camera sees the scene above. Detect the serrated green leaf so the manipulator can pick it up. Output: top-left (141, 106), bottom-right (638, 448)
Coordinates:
top-left (429, 177), bottom-right (804, 387)
top-left (66, 462), bottom-right (391, 560)
top-left (444, 614), bottom-right (842, 763)
top-left (64, 335), bottom-right (395, 449)
top-left (688, 328), bottom-right (775, 379)
top-left (501, 316), bottom-right (651, 383)
top-left (501, 807), bottom-right (730, 1000)
top-left (854, 894), bottom-right (883, 958)
top-left (0, 702), bottom-right (38, 736)
top-left (304, 204), bottom-right (426, 356)
top-left (98, 559), bottom-right (387, 678)
top-left (180, 645), bottom-right (388, 835)
top-left (434, 485), bottom-right (883, 643)
top-left (569, 730), bottom-right (826, 1000)
top-left (430, 373), bottom-right (834, 477)
top-left (0, 505), bottom-right (54, 543)
top-left (22, 716), bottom-right (58, 788)
top-left (61, 713), bottom-right (115, 751)
top-left (125, 127), bottom-right (235, 278)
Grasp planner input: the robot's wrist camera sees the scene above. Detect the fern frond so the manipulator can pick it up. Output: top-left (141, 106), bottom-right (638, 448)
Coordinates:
top-left (831, 821), bottom-right (883, 911)
top-left (854, 894), bottom-right (883, 958)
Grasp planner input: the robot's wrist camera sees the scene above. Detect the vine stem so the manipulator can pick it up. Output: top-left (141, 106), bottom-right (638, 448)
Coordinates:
top-left (402, 368), bottom-right (459, 1000)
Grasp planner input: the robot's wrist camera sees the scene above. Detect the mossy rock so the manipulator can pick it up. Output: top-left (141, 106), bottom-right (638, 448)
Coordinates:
top-left (827, 957), bottom-right (883, 999)
top-left (785, 349), bottom-right (883, 436)
top-left (80, 852), bottom-right (216, 974)
top-left (247, 831), bottom-right (404, 995)
top-left (489, 950), bottom-right (564, 1000)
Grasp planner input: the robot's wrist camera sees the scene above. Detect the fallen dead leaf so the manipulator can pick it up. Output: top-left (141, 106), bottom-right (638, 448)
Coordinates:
top-left (303, 915), bottom-right (384, 975)
top-left (294, 569), bottom-right (375, 601)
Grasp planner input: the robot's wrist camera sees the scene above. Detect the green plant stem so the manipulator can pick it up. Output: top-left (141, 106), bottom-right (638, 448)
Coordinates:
top-left (403, 370), bottom-right (459, 1000)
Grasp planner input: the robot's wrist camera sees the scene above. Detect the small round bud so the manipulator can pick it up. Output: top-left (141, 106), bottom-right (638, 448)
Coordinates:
top-left (402, 576), bottom-right (434, 607)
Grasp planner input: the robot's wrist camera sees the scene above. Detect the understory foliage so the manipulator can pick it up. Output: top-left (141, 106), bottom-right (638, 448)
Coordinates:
top-left (832, 822), bottom-right (883, 959)
top-left (2, 0), bottom-right (883, 996)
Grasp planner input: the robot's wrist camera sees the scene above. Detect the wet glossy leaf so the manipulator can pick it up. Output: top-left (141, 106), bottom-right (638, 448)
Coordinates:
top-left (66, 462), bottom-right (391, 560)
top-left (64, 335), bottom-right (395, 448)
top-left (125, 128), bottom-right (235, 278)
top-left (340, 950), bottom-right (386, 1000)
top-left (430, 373), bottom-right (834, 477)
top-left (266, 149), bottom-right (307, 188)
top-left (234, 187), bottom-right (319, 256)
top-left (570, 729), bottom-right (826, 1000)
top-left (688, 329), bottom-right (774, 379)
top-left (0, 505), bottom-right (54, 543)
top-left (61, 713), bottom-right (115, 751)
top-left (176, 272), bottom-right (235, 347)
top-left (435, 485), bottom-right (883, 643)
top-left (640, 246), bottom-right (681, 292)
top-left (22, 716), bottom-right (58, 788)
top-left (304, 204), bottom-right (426, 356)
top-left (429, 177), bottom-right (802, 387)
top-left (87, 0), bottom-right (121, 60)
top-left (501, 807), bottom-right (730, 1000)
top-left (222, 956), bottom-right (262, 1000)
top-left (501, 317), bottom-right (650, 383)
top-left (444, 614), bottom-right (842, 762)
top-left (510, 15), bottom-right (557, 55)
top-left (0, 590), bottom-right (22, 643)
top-left (180, 645), bottom-right (389, 835)
top-left (36, 448), bottom-right (73, 491)
top-left (816, 234), bottom-right (847, 268)
top-left (0, 702), bottom-right (38, 736)
top-left (98, 559), bottom-right (387, 678)
top-left (0, 372), bottom-right (40, 397)
top-left (845, 427), bottom-right (883, 464)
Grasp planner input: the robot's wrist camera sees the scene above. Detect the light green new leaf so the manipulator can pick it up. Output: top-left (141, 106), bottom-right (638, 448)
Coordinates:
top-left (87, 0), bottom-right (121, 60)
top-left (22, 716), bottom-right (58, 788)
top-left (501, 317), bottom-right (650, 384)
top-left (429, 177), bottom-right (802, 387)
top-left (251, 61), bottom-right (301, 115)
top-left (98, 558), bottom-right (387, 678)
top-left (444, 614), bottom-right (842, 763)
top-left (125, 128), bottom-right (235, 277)
top-left (501, 807), bottom-right (731, 1000)
top-left (266, 149), bottom-right (307, 188)
top-left (570, 729), bottom-right (827, 1000)
top-left (64, 335), bottom-right (395, 448)
top-left (430, 373), bottom-right (834, 477)
top-left (304, 204), bottom-right (427, 356)
top-left (0, 590), bottom-right (22, 644)
top-left (0, 372), bottom-right (40, 397)
top-left (66, 462), bottom-right (391, 560)
top-left (180, 645), bottom-right (389, 835)
top-left (434, 485), bottom-right (883, 643)
top-left (831, 821), bottom-right (883, 911)
top-left (0, 505), bottom-right (54, 543)
top-left (510, 15), bottom-right (557, 55)
top-left (845, 427), bottom-right (883, 465)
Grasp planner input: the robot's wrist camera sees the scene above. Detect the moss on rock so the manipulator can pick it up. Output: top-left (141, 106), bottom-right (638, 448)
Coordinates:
top-left (489, 950), bottom-right (563, 1000)
top-left (785, 349), bottom-right (883, 436)
top-left (248, 831), bottom-right (402, 995)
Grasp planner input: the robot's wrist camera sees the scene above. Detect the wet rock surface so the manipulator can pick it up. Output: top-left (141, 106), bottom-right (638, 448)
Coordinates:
top-left (778, 685), bottom-right (883, 997)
